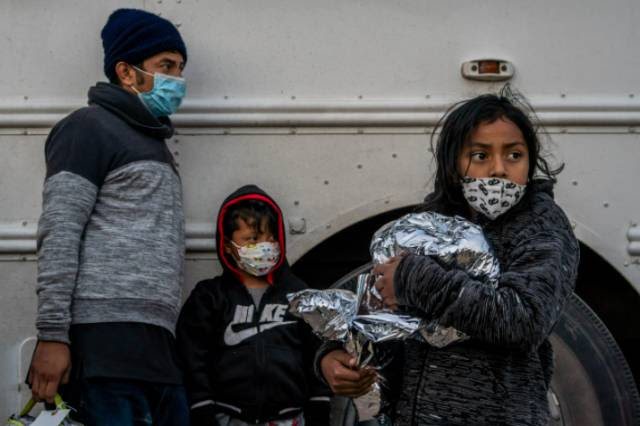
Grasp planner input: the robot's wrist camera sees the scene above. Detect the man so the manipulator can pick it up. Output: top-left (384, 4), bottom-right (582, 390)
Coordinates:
top-left (28, 9), bottom-right (190, 425)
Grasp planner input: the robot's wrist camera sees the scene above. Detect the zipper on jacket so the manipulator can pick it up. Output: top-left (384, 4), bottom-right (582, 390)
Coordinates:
top-left (236, 282), bottom-right (265, 423)
top-left (255, 283), bottom-right (275, 423)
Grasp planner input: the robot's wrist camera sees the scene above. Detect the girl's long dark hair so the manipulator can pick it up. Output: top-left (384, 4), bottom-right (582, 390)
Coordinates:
top-left (420, 86), bottom-right (562, 216)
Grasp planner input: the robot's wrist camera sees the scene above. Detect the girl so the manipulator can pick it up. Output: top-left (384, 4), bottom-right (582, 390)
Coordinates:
top-left (319, 90), bottom-right (580, 425)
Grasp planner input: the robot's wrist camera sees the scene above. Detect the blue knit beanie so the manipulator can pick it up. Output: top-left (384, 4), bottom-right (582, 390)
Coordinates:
top-left (101, 8), bottom-right (187, 82)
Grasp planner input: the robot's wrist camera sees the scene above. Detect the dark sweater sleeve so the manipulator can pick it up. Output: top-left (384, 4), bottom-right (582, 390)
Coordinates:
top-left (176, 281), bottom-right (218, 409)
top-left (36, 111), bottom-right (106, 343)
top-left (395, 223), bottom-right (579, 352)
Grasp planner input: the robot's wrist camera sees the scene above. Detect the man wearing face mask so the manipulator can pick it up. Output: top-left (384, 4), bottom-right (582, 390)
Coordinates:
top-left (28, 8), bottom-right (189, 425)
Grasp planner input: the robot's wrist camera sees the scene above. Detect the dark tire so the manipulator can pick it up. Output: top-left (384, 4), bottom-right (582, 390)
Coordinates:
top-left (548, 293), bottom-right (640, 425)
top-left (328, 264), bottom-right (640, 426)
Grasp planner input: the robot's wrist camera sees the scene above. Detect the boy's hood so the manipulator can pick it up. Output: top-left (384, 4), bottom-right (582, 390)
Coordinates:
top-left (216, 185), bottom-right (287, 285)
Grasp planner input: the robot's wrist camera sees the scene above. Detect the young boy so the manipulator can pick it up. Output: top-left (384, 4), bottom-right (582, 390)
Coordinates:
top-left (177, 185), bottom-right (331, 426)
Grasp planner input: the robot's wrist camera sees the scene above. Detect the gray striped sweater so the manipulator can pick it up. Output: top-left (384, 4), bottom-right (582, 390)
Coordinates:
top-left (390, 180), bottom-right (580, 425)
top-left (36, 82), bottom-right (185, 344)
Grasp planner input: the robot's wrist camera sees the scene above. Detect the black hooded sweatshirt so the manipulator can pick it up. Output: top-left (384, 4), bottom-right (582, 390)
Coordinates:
top-left (176, 185), bottom-right (330, 425)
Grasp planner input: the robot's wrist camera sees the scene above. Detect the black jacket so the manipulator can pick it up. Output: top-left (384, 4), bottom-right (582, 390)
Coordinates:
top-left (177, 185), bottom-right (330, 425)
top-left (317, 180), bottom-right (579, 426)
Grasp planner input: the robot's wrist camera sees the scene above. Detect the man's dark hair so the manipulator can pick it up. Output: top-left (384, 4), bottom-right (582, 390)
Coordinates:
top-left (421, 85), bottom-right (562, 217)
top-left (223, 199), bottom-right (278, 241)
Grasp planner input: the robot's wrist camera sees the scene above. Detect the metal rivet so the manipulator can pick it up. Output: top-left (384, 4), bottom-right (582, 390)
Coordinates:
top-left (223, 130), bottom-right (230, 135)
top-left (358, 95), bottom-right (363, 100)
top-left (223, 95), bottom-right (228, 100)
top-left (174, 139), bottom-right (179, 144)
top-left (624, 262), bottom-right (630, 267)
top-left (500, 65), bottom-right (507, 72)
top-left (176, 22), bottom-right (182, 28)
top-left (22, 221), bottom-right (28, 227)
top-left (603, 202), bottom-right (609, 208)
top-left (357, 164), bottom-right (363, 169)
top-left (23, 95), bottom-right (28, 101)
top-left (294, 200), bottom-right (300, 206)
top-left (471, 65), bottom-right (478, 72)
top-left (425, 94), bottom-right (431, 99)
top-left (392, 153), bottom-right (397, 158)
top-left (384, 200), bottom-right (390, 204)
top-left (326, 224), bottom-right (331, 229)
top-left (174, 151), bottom-right (179, 156)
top-left (629, 127), bottom-right (636, 133)
top-left (291, 96), bottom-right (296, 100)
top-left (158, 0), bottom-right (162, 3)
top-left (177, 0), bottom-right (182, 3)
top-left (560, 93), bottom-right (566, 98)
top-left (324, 180), bottom-right (329, 185)
top-left (572, 180), bottom-right (578, 186)
top-left (357, 129), bottom-right (364, 134)
top-left (23, 130), bottom-right (28, 135)
top-left (630, 94), bottom-right (635, 98)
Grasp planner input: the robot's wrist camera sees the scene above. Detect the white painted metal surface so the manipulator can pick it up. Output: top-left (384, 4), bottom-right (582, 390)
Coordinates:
top-left (1, 0), bottom-right (639, 418)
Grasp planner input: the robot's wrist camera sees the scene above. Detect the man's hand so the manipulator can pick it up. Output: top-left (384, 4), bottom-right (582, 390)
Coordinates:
top-left (372, 256), bottom-right (402, 310)
top-left (28, 341), bottom-right (71, 403)
top-left (320, 350), bottom-right (376, 398)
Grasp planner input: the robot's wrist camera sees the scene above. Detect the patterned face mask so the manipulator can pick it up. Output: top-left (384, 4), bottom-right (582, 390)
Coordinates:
top-left (231, 241), bottom-right (280, 276)
top-left (461, 177), bottom-right (526, 220)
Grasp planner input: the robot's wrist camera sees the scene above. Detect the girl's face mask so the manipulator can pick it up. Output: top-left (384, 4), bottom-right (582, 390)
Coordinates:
top-left (461, 177), bottom-right (526, 220)
top-left (131, 66), bottom-right (186, 117)
top-left (231, 241), bottom-right (280, 276)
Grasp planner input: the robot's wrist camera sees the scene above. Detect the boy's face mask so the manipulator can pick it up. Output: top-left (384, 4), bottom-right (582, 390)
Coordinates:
top-left (461, 176), bottom-right (526, 220)
top-left (131, 66), bottom-right (186, 117)
top-left (231, 241), bottom-right (280, 276)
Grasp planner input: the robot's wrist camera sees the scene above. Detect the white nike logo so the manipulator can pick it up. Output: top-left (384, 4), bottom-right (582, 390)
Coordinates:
top-left (224, 321), bottom-right (296, 346)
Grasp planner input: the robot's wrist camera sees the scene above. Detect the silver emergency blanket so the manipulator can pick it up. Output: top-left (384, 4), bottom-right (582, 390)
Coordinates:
top-left (288, 279), bottom-right (424, 421)
top-left (287, 276), bottom-right (424, 348)
top-left (370, 211), bottom-right (501, 347)
top-left (287, 211), bottom-right (500, 420)
top-left (371, 211), bottom-right (500, 286)
top-left (287, 288), bottom-right (357, 342)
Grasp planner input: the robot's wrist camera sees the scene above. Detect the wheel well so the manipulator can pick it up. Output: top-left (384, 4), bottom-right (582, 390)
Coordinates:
top-left (291, 208), bottom-right (640, 388)
top-left (575, 243), bottom-right (640, 388)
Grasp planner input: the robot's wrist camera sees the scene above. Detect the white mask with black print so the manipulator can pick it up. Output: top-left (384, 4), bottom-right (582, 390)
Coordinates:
top-left (461, 177), bottom-right (526, 220)
top-left (231, 241), bottom-right (280, 276)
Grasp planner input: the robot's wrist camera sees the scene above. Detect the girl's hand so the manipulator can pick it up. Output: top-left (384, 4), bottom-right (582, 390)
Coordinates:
top-left (320, 350), bottom-right (376, 397)
top-left (373, 256), bottom-right (402, 310)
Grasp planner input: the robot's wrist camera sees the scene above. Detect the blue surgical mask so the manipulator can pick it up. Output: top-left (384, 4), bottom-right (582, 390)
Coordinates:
top-left (132, 66), bottom-right (186, 117)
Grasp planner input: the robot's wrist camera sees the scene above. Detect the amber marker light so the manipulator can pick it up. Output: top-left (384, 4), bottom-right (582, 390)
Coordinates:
top-left (478, 60), bottom-right (501, 74)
